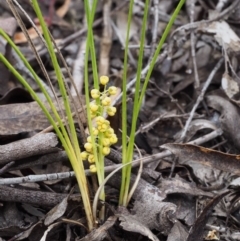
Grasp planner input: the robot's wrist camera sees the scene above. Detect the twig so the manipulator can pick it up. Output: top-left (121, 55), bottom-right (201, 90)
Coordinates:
top-left (170, 0), bottom-right (240, 38)
top-left (113, 48), bottom-right (168, 105)
top-left (70, 15), bottom-right (87, 95)
top-left (150, 0), bottom-right (159, 59)
top-left (0, 133), bottom-right (59, 165)
top-left (0, 129), bottom-right (223, 185)
top-left (187, 0), bottom-right (200, 89)
top-left (179, 58), bottom-right (224, 141)
top-left (26, 1), bottom-right (129, 62)
top-left (0, 185), bottom-right (77, 207)
top-left (98, 0), bottom-right (112, 76)
top-left (216, 0), bottom-right (229, 12)
top-left (0, 161), bottom-right (15, 175)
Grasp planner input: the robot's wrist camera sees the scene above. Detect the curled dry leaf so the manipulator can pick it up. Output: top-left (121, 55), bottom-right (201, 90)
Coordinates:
top-left (76, 216), bottom-right (117, 241)
top-left (161, 143), bottom-right (240, 176)
top-left (119, 215), bottom-right (159, 241)
top-left (206, 93), bottom-right (240, 150)
top-left (222, 72), bottom-right (240, 105)
top-left (44, 196), bottom-right (68, 226)
top-left (175, 119), bottom-right (218, 142)
top-left (186, 191), bottom-right (231, 241)
top-left (0, 17), bottom-right (17, 37)
top-left (167, 221), bottom-right (188, 241)
top-left (115, 11), bottom-right (139, 43)
top-left (198, 21), bottom-right (240, 53)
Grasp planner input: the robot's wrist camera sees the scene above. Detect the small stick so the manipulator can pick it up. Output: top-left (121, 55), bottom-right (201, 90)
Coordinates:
top-left (179, 58), bottom-right (224, 142)
top-left (0, 128), bottom-right (223, 185)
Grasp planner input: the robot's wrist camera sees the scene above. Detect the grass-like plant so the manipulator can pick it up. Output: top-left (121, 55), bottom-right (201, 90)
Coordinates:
top-left (1, 0), bottom-right (95, 231)
top-left (83, 0), bottom-right (186, 208)
top-left (0, 0), bottom-right (186, 233)
top-left (119, 0), bottom-right (186, 206)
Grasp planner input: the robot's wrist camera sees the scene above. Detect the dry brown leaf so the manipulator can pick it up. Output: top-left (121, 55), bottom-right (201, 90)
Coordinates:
top-left (221, 72), bottom-right (240, 106)
top-left (206, 93), bottom-right (240, 149)
top-left (0, 96), bottom-right (86, 136)
top-left (119, 215), bottom-right (159, 241)
top-left (14, 0), bottom-right (70, 44)
top-left (14, 25), bottom-right (42, 44)
top-left (198, 21), bottom-right (240, 53)
top-left (115, 11), bottom-right (139, 43)
top-left (44, 196), bottom-right (69, 226)
top-left (161, 143), bottom-right (240, 175)
top-left (186, 191), bottom-right (230, 241)
top-left (56, 0), bottom-right (71, 18)
top-left (0, 17), bottom-right (17, 37)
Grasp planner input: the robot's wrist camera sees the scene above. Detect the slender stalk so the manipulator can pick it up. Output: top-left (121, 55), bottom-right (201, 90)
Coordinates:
top-left (119, 0), bottom-right (186, 206)
top-left (84, 0), bottom-right (99, 89)
top-left (122, 0), bottom-right (150, 206)
top-left (119, 0), bottom-right (134, 205)
top-left (84, 0), bottom-right (106, 221)
top-left (31, 0), bottom-right (94, 230)
top-left (137, 0), bottom-right (186, 113)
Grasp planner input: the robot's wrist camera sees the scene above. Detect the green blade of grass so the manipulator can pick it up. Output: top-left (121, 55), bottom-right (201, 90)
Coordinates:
top-left (137, 0), bottom-right (186, 114)
top-left (119, 0), bottom-right (135, 206)
top-left (121, 0), bottom-right (150, 206)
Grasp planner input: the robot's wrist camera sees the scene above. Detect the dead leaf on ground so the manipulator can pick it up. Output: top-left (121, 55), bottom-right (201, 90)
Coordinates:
top-left (221, 72), bottom-right (240, 105)
top-left (167, 221), bottom-right (188, 241)
top-left (161, 143), bottom-right (240, 175)
top-left (198, 21), bottom-right (240, 53)
top-left (0, 96), bottom-right (86, 136)
top-left (44, 195), bottom-right (69, 226)
top-left (206, 92), bottom-right (240, 149)
top-left (76, 216), bottom-right (117, 241)
top-left (119, 214), bottom-right (159, 241)
top-left (186, 191), bottom-right (231, 241)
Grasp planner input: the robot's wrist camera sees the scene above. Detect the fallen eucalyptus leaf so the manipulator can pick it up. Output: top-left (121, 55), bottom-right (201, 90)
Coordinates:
top-left (206, 93), bottom-right (240, 150)
top-left (119, 214), bottom-right (159, 241)
top-left (161, 143), bottom-right (240, 175)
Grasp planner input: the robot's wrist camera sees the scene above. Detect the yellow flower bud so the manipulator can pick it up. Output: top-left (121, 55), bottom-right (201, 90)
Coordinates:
top-left (105, 128), bottom-right (114, 137)
top-left (80, 151), bottom-right (88, 160)
top-left (102, 146), bottom-right (110, 155)
top-left (90, 102), bottom-right (99, 112)
top-left (102, 138), bottom-right (110, 146)
top-left (98, 123), bottom-right (109, 132)
top-left (84, 142), bottom-right (93, 152)
top-left (90, 110), bottom-right (97, 119)
top-left (109, 134), bottom-right (118, 144)
top-left (92, 127), bottom-right (99, 136)
top-left (96, 116), bottom-right (105, 124)
top-left (107, 106), bottom-right (117, 116)
top-left (108, 86), bottom-right (117, 95)
top-left (104, 120), bottom-right (110, 125)
top-left (88, 154), bottom-right (95, 163)
top-left (90, 165), bottom-right (97, 173)
top-left (100, 76), bottom-right (109, 85)
top-left (102, 97), bottom-right (111, 106)
top-left (91, 89), bottom-right (100, 99)
top-left (87, 136), bottom-right (93, 143)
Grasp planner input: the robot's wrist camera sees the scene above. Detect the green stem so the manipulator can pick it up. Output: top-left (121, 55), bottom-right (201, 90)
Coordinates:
top-left (137, 0), bottom-right (186, 114)
top-left (122, 0), bottom-right (150, 206)
top-left (31, 0), bottom-right (94, 230)
top-left (119, 0), bottom-right (135, 206)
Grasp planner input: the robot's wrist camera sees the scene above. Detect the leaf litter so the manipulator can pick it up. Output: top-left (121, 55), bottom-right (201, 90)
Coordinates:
top-left (1, 0), bottom-right (240, 240)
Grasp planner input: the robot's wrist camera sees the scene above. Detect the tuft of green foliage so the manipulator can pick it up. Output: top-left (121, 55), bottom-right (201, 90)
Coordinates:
top-left (0, 0), bottom-right (185, 232)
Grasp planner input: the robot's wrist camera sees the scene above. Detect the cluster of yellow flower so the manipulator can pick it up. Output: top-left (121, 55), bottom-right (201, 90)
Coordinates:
top-left (81, 76), bottom-right (118, 173)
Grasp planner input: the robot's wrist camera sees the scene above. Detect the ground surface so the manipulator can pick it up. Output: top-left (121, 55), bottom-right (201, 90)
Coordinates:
top-left (0, 0), bottom-right (240, 240)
